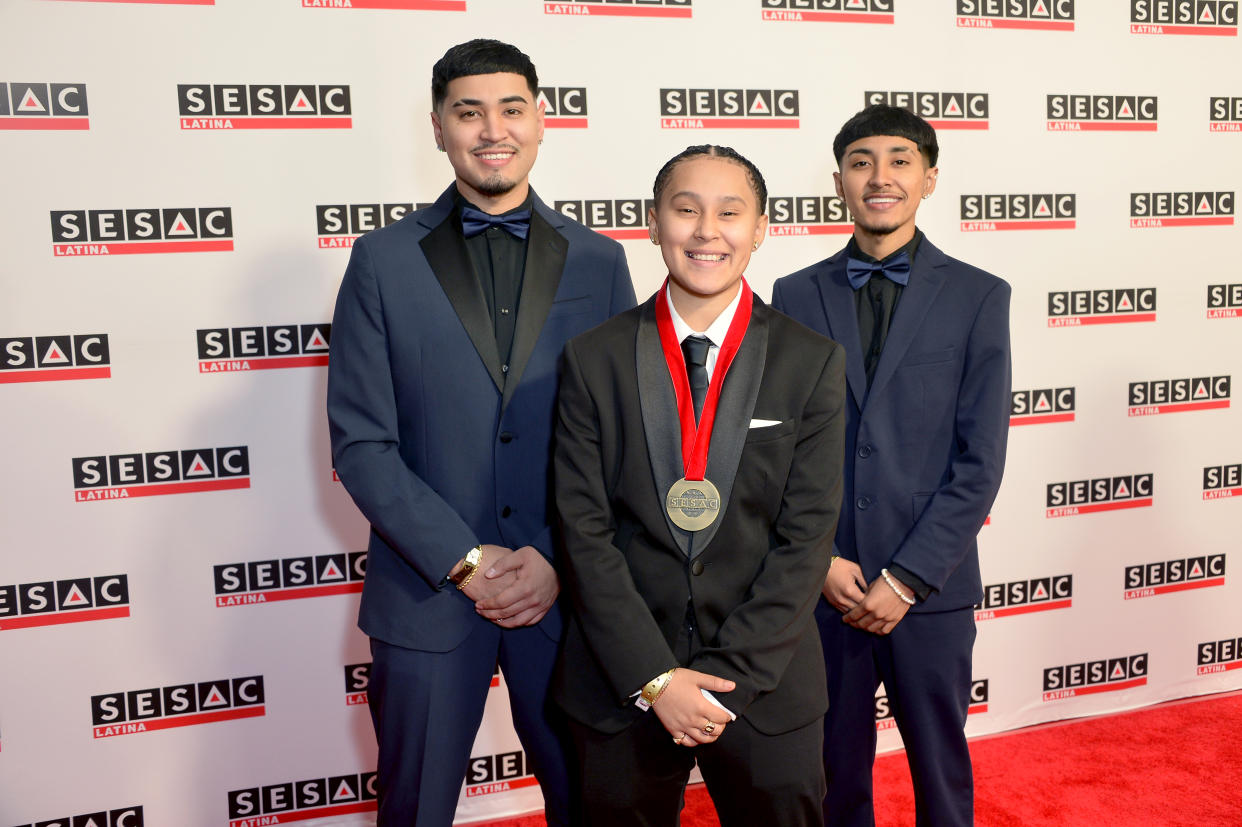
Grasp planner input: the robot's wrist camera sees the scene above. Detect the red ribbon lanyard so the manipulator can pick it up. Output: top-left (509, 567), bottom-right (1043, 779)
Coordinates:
top-left (654, 278), bottom-right (753, 481)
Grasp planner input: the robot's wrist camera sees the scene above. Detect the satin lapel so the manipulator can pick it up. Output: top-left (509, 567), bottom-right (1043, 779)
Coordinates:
top-left (867, 240), bottom-right (949, 401)
top-left (502, 204), bottom-right (567, 412)
top-left (418, 193), bottom-right (504, 392)
top-left (693, 297), bottom-right (768, 557)
top-left (816, 251), bottom-right (867, 409)
top-left (635, 300), bottom-right (692, 557)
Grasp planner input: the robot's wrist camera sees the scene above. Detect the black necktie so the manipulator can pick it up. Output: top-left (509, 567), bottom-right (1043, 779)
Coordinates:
top-left (681, 335), bottom-right (712, 422)
top-left (460, 204), bottom-right (532, 239)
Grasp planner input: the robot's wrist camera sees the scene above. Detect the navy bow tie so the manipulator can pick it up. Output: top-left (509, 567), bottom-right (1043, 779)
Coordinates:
top-left (846, 251), bottom-right (911, 290)
top-left (460, 204), bottom-right (532, 239)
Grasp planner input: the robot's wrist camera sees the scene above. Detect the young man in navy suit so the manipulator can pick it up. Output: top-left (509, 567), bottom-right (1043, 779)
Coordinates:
top-left (327, 39), bottom-right (634, 826)
top-left (772, 105), bottom-right (1011, 827)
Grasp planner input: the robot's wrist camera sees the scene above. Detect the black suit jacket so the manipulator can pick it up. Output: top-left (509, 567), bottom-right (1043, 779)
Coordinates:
top-left (552, 292), bottom-right (846, 735)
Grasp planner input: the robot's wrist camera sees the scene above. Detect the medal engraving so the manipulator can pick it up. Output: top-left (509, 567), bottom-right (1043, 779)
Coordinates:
top-left (666, 477), bottom-right (721, 532)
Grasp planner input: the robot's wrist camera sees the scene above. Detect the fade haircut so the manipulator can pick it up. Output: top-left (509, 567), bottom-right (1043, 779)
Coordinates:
top-left (431, 39), bottom-right (539, 110)
top-left (833, 104), bottom-right (939, 168)
top-left (652, 145), bottom-right (769, 215)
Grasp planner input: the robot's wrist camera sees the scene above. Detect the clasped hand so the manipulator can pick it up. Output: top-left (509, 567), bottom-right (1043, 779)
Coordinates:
top-left (465, 544), bottom-right (559, 628)
top-left (824, 558), bottom-right (913, 636)
top-left (653, 668), bottom-right (736, 747)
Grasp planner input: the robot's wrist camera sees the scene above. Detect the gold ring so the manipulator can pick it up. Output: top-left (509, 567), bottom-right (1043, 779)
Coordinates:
top-left (702, 720), bottom-right (716, 735)
top-left (673, 734), bottom-right (684, 745)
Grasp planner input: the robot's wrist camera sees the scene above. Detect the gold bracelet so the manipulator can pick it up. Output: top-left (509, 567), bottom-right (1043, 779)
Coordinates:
top-left (458, 565), bottom-right (479, 590)
top-left (641, 668), bottom-right (677, 706)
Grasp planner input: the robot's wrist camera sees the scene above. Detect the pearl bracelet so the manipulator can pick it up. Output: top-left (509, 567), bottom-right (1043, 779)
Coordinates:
top-left (880, 568), bottom-right (916, 606)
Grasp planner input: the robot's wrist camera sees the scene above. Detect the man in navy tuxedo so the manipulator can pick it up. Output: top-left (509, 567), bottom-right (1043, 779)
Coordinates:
top-left (327, 39), bottom-right (634, 826)
top-left (772, 105), bottom-right (1011, 827)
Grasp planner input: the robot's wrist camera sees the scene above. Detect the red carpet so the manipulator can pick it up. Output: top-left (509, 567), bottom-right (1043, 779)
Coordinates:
top-left (469, 691), bottom-right (1242, 826)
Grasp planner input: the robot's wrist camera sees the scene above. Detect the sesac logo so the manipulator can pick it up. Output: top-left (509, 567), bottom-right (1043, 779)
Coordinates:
top-left (1198, 636), bottom-right (1242, 674)
top-left (303, 0), bottom-right (463, 8)
top-left (1011, 386), bottom-right (1075, 426)
top-left (0, 82), bottom-right (88, 130)
top-left (1046, 473), bottom-right (1153, 518)
top-left (865, 90), bottom-right (987, 129)
top-left (91, 675), bottom-right (264, 738)
top-left (345, 663), bottom-right (370, 705)
top-left (1047, 287), bottom-right (1156, 326)
top-left (51, 207), bottom-right (233, 256)
top-left (554, 198), bottom-right (654, 240)
top-left (213, 551), bottom-right (366, 606)
top-left (227, 772), bottom-right (378, 826)
top-left (761, 0), bottom-right (895, 24)
top-left (876, 680), bottom-right (987, 730)
top-left (976, 574), bottom-right (1072, 620)
top-left (1205, 462), bottom-right (1242, 499)
top-left (961, 193), bottom-right (1076, 231)
top-left (316, 202), bottom-right (430, 248)
top-left (467, 750), bottom-right (538, 797)
top-left (538, 86), bottom-right (588, 127)
top-left (1130, 191), bottom-right (1234, 227)
top-left (1043, 653), bottom-right (1148, 701)
top-left (1125, 553), bottom-right (1225, 599)
top-left (73, 447), bottom-right (250, 502)
top-left (767, 195), bottom-right (853, 236)
top-left (1128, 375), bottom-right (1231, 416)
top-left (1046, 94), bottom-right (1157, 131)
top-left (12, 806), bottom-right (144, 827)
top-left (0, 334), bottom-right (110, 383)
top-left (0, 574), bottom-right (129, 631)
top-left (545, 0), bottom-right (692, 17)
top-left (1208, 283), bottom-right (1242, 318)
top-left (1131, 0), bottom-right (1237, 35)
top-left (177, 84), bottom-right (351, 129)
top-left (198, 325), bottom-right (330, 373)
top-left (1210, 96), bottom-right (1242, 131)
top-left (957, 0), bottom-right (1074, 29)
top-left (660, 88), bottom-right (799, 129)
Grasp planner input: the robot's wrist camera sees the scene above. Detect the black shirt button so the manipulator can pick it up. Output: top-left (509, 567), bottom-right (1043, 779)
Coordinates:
top-left (501, 506), bottom-right (512, 518)
top-left (691, 559), bottom-right (705, 576)
top-left (499, 432), bottom-right (514, 443)
top-left (856, 497), bottom-right (871, 510)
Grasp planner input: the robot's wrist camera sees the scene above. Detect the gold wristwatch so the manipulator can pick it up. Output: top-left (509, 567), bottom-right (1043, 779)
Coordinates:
top-left (450, 545), bottom-right (483, 590)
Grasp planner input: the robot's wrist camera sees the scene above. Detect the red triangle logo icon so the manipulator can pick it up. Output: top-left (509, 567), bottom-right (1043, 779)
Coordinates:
top-left (17, 89), bottom-right (45, 112)
top-left (290, 90), bottom-right (315, 113)
top-left (944, 96), bottom-right (963, 117)
top-left (1117, 294), bottom-right (1134, 311)
top-left (1032, 582), bottom-right (1049, 599)
top-left (42, 341), bottom-right (70, 364)
top-left (333, 778), bottom-right (358, 801)
top-left (185, 453), bottom-right (212, 477)
top-left (305, 329), bottom-right (329, 350)
top-left (1033, 197), bottom-right (1053, 218)
top-left (1114, 480), bottom-right (1130, 497)
top-left (167, 212), bottom-right (195, 236)
top-left (748, 96), bottom-right (770, 116)
top-left (1033, 392), bottom-right (1052, 412)
top-left (202, 686), bottom-right (228, 707)
top-left (1190, 560), bottom-right (1205, 577)
top-left (1193, 380), bottom-right (1210, 399)
top-left (1200, 5), bottom-right (1215, 22)
top-left (1196, 195), bottom-right (1213, 214)
top-left (1032, 0), bottom-right (1051, 15)
top-left (1117, 101), bottom-right (1135, 119)
top-left (63, 583), bottom-right (91, 606)
top-left (1110, 663), bottom-right (1127, 680)
top-left (320, 560), bottom-right (345, 581)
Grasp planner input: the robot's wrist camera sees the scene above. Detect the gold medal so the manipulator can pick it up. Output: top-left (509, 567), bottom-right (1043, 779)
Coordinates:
top-left (665, 477), bottom-right (721, 532)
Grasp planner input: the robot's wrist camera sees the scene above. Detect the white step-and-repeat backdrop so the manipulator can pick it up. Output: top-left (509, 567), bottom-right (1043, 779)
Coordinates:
top-left (3, 1), bottom-right (1240, 824)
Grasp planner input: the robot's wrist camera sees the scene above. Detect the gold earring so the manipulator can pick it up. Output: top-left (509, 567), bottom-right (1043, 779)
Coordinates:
top-left (752, 241), bottom-right (759, 251)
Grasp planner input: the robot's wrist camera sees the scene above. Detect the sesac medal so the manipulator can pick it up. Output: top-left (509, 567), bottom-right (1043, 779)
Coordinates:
top-left (655, 278), bottom-right (753, 532)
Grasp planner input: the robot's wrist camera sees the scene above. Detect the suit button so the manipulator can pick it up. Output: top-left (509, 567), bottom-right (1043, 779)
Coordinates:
top-left (858, 444), bottom-right (873, 459)
top-left (691, 559), bottom-right (704, 576)
top-left (856, 497), bottom-right (871, 510)
top-left (499, 432), bottom-right (514, 443)
top-left (501, 506), bottom-right (512, 518)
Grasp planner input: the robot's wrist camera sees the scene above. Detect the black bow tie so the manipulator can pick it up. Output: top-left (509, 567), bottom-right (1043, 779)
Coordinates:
top-left (846, 251), bottom-right (911, 289)
top-left (460, 204), bottom-right (532, 240)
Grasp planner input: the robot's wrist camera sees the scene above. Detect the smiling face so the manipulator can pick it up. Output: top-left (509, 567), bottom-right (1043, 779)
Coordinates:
top-left (648, 155), bottom-right (768, 321)
top-left (834, 134), bottom-right (937, 258)
top-left (431, 72), bottom-right (544, 214)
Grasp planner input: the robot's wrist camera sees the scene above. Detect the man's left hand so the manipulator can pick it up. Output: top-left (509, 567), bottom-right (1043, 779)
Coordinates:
top-left (842, 576), bottom-right (913, 635)
top-left (473, 546), bottom-right (559, 628)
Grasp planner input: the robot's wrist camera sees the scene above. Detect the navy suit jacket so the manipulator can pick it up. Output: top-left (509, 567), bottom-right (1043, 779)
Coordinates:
top-left (327, 185), bottom-right (635, 651)
top-left (772, 236), bottom-right (1010, 612)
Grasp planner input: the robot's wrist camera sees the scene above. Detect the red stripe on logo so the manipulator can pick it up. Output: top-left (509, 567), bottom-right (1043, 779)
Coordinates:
top-left (0, 366), bottom-right (111, 383)
top-left (94, 705), bottom-right (264, 738)
top-left (0, 117), bottom-right (90, 129)
top-left (0, 606), bottom-right (129, 631)
top-left (1010, 413), bottom-right (1075, 426)
top-left (75, 478), bottom-right (250, 501)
